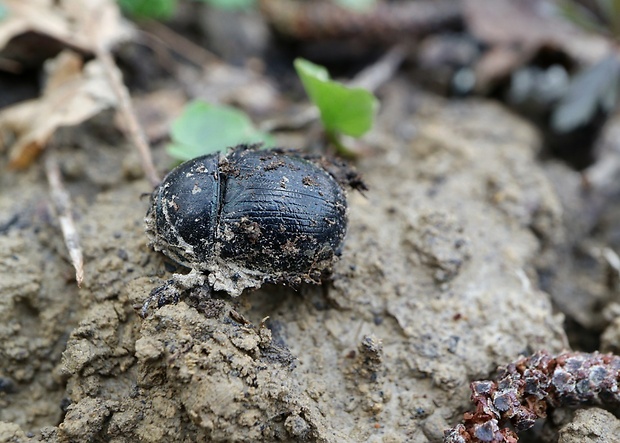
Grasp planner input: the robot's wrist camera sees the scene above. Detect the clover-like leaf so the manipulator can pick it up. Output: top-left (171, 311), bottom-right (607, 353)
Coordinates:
top-left (334, 0), bottom-right (376, 12)
top-left (167, 100), bottom-right (273, 161)
top-left (294, 58), bottom-right (378, 138)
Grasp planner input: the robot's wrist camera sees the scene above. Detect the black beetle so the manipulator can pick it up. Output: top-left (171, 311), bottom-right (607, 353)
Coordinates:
top-left (145, 145), bottom-right (355, 300)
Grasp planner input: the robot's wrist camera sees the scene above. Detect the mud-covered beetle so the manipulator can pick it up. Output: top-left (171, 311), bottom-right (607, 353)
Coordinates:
top-left (145, 145), bottom-right (356, 297)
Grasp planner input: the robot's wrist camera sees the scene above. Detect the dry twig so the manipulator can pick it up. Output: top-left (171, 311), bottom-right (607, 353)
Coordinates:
top-left (44, 151), bottom-right (84, 287)
top-left (95, 47), bottom-right (160, 187)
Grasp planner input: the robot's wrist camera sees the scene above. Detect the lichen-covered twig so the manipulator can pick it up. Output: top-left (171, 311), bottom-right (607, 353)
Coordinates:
top-left (44, 151), bottom-right (84, 287)
top-left (444, 350), bottom-right (620, 443)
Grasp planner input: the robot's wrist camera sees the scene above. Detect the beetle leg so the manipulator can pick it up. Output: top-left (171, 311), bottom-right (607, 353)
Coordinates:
top-left (139, 269), bottom-right (208, 318)
top-left (139, 279), bottom-right (179, 318)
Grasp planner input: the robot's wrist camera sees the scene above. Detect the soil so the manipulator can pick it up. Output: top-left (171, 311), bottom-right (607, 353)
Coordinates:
top-left (1, 79), bottom-right (620, 442)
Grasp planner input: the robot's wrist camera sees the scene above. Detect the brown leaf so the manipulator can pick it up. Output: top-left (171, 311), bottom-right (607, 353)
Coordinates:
top-left (0, 0), bottom-right (70, 50)
top-left (464, 0), bottom-right (611, 65)
top-left (1, 50), bottom-right (117, 168)
top-left (0, 0), bottom-right (133, 55)
top-left (59, 0), bottom-right (133, 51)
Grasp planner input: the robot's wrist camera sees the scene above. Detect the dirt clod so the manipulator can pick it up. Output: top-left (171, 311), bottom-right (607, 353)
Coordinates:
top-left (1, 93), bottom-right (570, 442)
top-left (558, 408), bottom-right (620, 443)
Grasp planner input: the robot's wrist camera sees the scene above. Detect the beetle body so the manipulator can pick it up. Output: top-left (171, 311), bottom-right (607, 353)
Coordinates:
top-left (145, 146), bottom-right (348, 295)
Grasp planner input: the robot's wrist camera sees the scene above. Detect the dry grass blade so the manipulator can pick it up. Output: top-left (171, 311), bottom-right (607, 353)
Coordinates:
top-left (44, 151), bottom-right (84, 287)
top-left (0, 0), bottom-right (133, 55)
top-left (96, 47), bottom-right (161, 187)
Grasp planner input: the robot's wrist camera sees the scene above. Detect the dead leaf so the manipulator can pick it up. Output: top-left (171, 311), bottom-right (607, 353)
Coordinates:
top-left (464, 0), bottom-right (612, 88)
top-left (0, 0), bottom-right (133, 55)
top-left (464, 0), bottom-right (563, 47)
top-left (0, 0), bottom-right (69, 50)
top-left (59, 0), bottom-right (133, 51)
top-left (1, 50), bottom-right (117, 168)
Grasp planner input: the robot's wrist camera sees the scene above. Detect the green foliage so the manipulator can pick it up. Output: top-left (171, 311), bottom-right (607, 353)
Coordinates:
top-left (333, 0), bottom-right (376, 12)
top-left (167, 101), bottom-right (273, 161)
top-left (294, 58), bottom-right (378, 139)
top-left (205, 0), bottom-right (255, 10)
top-left (118, 0), bottom-right (177, 19)
top-left (597, 0), bottom-right (620, 35)
top-left (558, 0), bottom-right (620, 37)
top-left (118, 0), bottom-right (254, 19)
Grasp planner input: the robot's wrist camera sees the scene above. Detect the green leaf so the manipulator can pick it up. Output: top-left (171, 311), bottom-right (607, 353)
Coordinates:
top-left (118, 0), bottom-right (177, 19)
top-left (198, 0), bottom-right (255, 10)
top-left (167, 100), bottom-right (274, 161)
top-left (294, 58), bottom-right (378, 138)
top-left (598, 0), bottom-right (620, 36)
top-left (334, 0), bottom-right (376, 12)
top-left (557, 1), bottom-right (606, 34)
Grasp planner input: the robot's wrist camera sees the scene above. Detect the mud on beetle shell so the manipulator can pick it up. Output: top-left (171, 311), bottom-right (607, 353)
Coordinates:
top-left (143, 145), bottom-right (361, 313)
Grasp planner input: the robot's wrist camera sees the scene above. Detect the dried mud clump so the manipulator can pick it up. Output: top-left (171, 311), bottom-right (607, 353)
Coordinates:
top-left (558, 408), bottom-right (620, 443)
top-left (54, 299), bottom-right (346, 443)
top-left (131, 301), bottom-right (338, 442)
top-left (1, 95), bottom-right (571, 442)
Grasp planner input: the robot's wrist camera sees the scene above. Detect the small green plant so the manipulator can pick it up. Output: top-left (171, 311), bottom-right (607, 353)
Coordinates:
top-left (167, 101), bottom-right (273, 161)
top-left (206, 0), bottom-right (254, 9)
top-left (166, 60), bottom-right (377, 161)
top-left (294, 58), bottom-right (378, 154)
top-left (558, 0), bottom-right (620, 37)
top-left (118, 0), bottom-right (377, 22)
top-left (118, 0), bottom-right (253, 19)
top-left (118, 0), bottom-right (177, 19)
top-left (166, 59), bottom-right (377, 161)
top-left (333, 0), bottom-right (376, 11)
